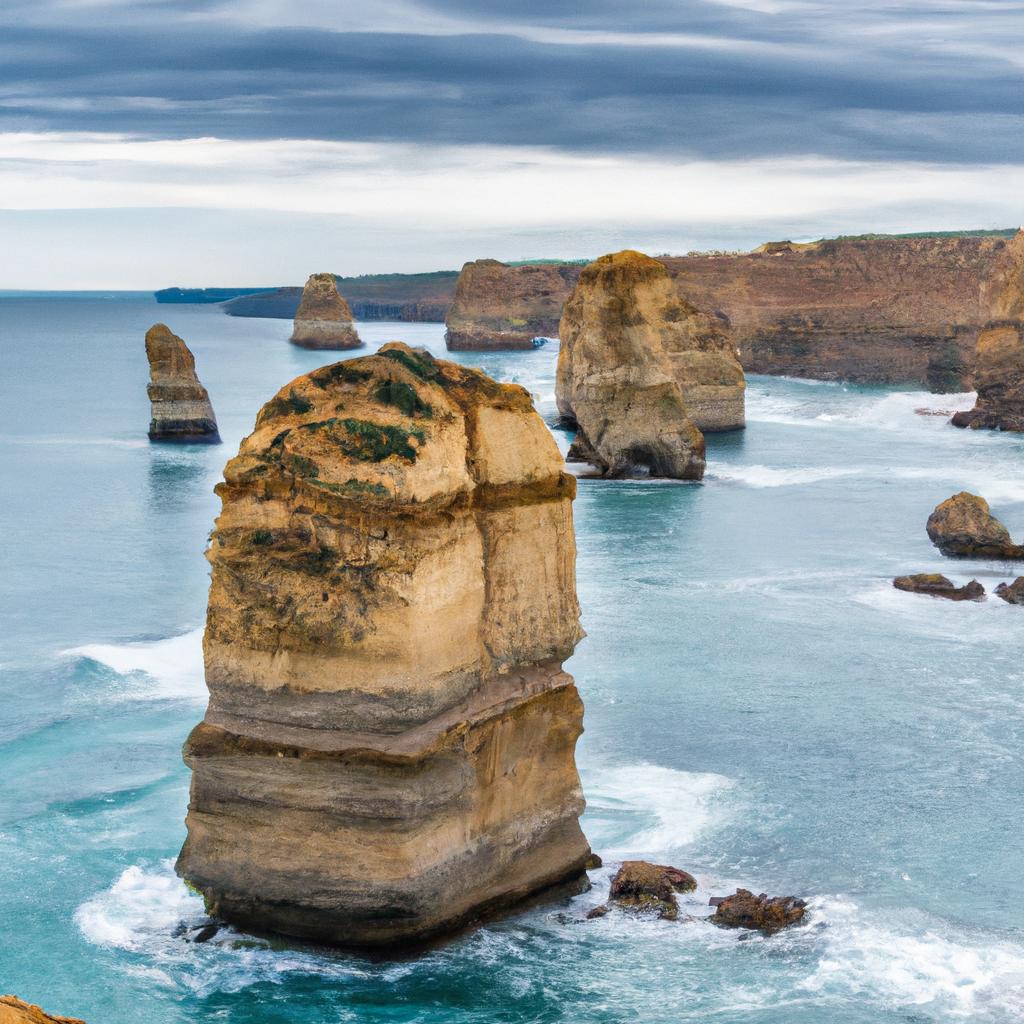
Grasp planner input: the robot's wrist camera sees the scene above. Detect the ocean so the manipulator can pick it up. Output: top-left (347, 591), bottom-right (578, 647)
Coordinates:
top-left (2, 293), bottom-right (1024, 1023)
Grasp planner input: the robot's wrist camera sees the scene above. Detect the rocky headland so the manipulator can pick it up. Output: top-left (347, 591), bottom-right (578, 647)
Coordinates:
top-left (951, 320), bottom-right (1024, 431)
top-left (290, 273), bottom-right (363, 350)
top-left (176, 343), bottom-right (592, 948)
top-left (555, 250), bottom-right (715, 479)
top-left (926, 492), bottom-right (1024, 559)
top-left (145, 323), bottom-right (220, 443)
top-left (445, 259), bottom-right (584, 350)
top-left (0, 997), bottom-right (85, 1024)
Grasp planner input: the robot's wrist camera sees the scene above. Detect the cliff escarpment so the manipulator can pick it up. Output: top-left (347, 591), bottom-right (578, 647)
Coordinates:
top-left (145, 323), bottom-right (220, 443)
top-left (290, 273), bottom-right (362, 350)
top-left (445, 260), bottom-right (584, 350)
top-left (177, 343), bottom-right (592, 948)
top-left (556, 251), bottom-right (707, 479)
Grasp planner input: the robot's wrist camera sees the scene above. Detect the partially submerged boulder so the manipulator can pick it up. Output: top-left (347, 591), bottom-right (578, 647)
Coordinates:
top-left (606, 860), bottom-right (697, 920)
top-left (556, 251), bottom-right (708, 479)
top-left (892, 574), bottom-right (985, 601)
top-left (995, 578), bottom-right (1024, 604)
top-left (0, 997), bottom-right (85, 1024)
top-left (177, 343), bottom-right (592, 949)
top-left (711, 889), bottom-right (806, 934)
top-left (926, 492), bottom-right (1024, 559)
top-left (951, 321), bottom-right (1024, 432)
top-left (145, 323), bottom-right (220, 443)
top-left (290, 273), bottom-right (362, 350)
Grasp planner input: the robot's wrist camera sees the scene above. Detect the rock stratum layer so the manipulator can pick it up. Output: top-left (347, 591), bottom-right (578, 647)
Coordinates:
top-left (0, 997), bottom-right (85, 1024)
top-left (445, 260), bottom-right (583, 350)
top-left (444, 232), bottom-right (1023, 390)
top-left (145, 323), bottom-right (220, 443)
top-left (177, 343), bottom-right (591, 948)
top-left (290, 273), bottom-right (363, 350)
top-left (555, 251), bottom-right (713, 479)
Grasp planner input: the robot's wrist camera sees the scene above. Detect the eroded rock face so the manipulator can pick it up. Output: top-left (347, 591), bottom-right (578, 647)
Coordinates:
top-left (951, 321), bottom-right (1024, 432)
top-left (556, 251), bottom-right (709, 479)
top-left (995, 578), bottom-right (1024, 604)
top-left (893, 574), bottom-right (985, 601)
top-left (711, 889), bottom-right (806, 933)
top-left (176, 342), bottom-right (591, 948)
top-left (445, 260), bottom-right (582, 350)
top-left (606, 861), bottom-right (697, 920)
top-left (290, 273), bottom-right (362, 350)
top-left (926, 492), bottom-right (1024, 559)
top-left (0, 997), bottom-right (85, 1024)
top-left (145, 323), bottom-right (220, 443)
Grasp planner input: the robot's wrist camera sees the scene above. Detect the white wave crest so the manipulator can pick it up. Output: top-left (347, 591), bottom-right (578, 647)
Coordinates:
top-left (581, 762), bottom-right (735, 859)
top-left (706, 463), bottom-right (861, 488)
top-left (64, 628), bottom-right (206, 702)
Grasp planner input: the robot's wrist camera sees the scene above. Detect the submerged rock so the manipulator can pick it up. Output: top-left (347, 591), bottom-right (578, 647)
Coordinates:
top-left (0, 997), bottom-right (85, 1024)
top-left (926, 492), bottom-right (1024, 559)
top-left (176, 342), bottom-right (592, 949)
top-left (555, 251), bottom-right (708, 479)
top-left (892, 574), bottom-right (985, 601)
top-left (995, 578), bottom-right (1024, 604)
top-left (951, 320), bottom-right (1024, 432)
top-left (607, 860), bottom-right (697, 920)
top-left (145, 323), bottom-right (220, 443)
top-left (711, 889), bottom-right (806, 933)
top-left (290, 273), bottom-right (362, 350)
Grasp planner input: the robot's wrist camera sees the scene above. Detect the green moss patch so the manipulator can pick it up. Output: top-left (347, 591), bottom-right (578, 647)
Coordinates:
top-left (379, 347), bottom-right (440, 382)
top-left (373, 380), bottom-right (432, 418)
top-left (295, 417), bottom-right (425, 463)
top-left (309, 362), bottom-right (373, 389)
top-left (261, 390), bottom-right (312, 421)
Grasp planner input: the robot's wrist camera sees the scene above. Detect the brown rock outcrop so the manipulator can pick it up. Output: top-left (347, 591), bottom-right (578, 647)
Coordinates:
top-left (0, 997), bottom-right (85, 1024)
top-left (892, 574), bottom-right (985, 601)
top-left (711, 889), bottom-right (807, 933)
top-left (145, 323), bottom-right (220, 443)
top-left (926, 492), bottom-right (1024, 559)
top-left (555, 251), bottom-right (709, 479)
top-left (995, 578), bottom-right (1024, 604)
top-left (951, 320), bottom-right (1024, 431)
top-left (445, 260), bottom-right (582, 350)
top-left (607, 861), bottom-right (697, 920)
top-left (176, 343), bottom-right (591, 948)
top-left (290, 273), bottom-right (362, 350)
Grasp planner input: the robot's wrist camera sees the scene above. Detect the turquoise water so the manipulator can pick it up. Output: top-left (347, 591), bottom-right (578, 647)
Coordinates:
top-left (3, 294), bottom-right (1024, 1022)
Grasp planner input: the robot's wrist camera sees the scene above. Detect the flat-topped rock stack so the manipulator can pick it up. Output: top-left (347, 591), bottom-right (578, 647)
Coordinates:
top-left (556, 250), bottom-right (736, 479)
top-left (177, 343), bottom-right (592, 948)
top-left (290, 273), bottom-right (362, 350)
top-left (145, 323), bottom-right (220, 443)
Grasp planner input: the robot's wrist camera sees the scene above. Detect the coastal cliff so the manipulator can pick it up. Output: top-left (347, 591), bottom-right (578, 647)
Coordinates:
top-left (555, 251), bottom-right (706, 479)
top-left (177, 343), bottom-right (592, 948)
top-left (145, 324), bottom-right (220, 443)
top-left (445, 260), bottom-right (583, 350)
top-left (0, 997), bottom-right (84, 1024)
top-left (290, 274), bottom-right (363, 350)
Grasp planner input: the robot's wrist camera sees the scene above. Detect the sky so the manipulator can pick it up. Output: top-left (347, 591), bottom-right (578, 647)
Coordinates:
top-left (2, 0), bottom-right (1023, 287)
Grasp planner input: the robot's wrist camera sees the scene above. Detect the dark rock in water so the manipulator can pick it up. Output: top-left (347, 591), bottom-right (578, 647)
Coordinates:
top-left (995, 578), bottom-right (1024, 604)
top-left (708, 896), bottom-right (726, 907)
top-left (893, 574), bottom-right (985, 601)
top-left (608, 860), bottom-right (697, 920)
top-left (145, 323), bottom-right (220, 443)
top-left (586, 904), bottom-right (610, 920)
top-left (189, 922), bottom-right (221, 943)
top-left (711, 889), bottom-right (806, 933)
top-left (585, 852), bottom-right (603, 870)
top-left (926, 492), bottom-right (1024, 559)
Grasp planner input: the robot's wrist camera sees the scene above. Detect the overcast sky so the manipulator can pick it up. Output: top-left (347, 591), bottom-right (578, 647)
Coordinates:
top-left (2, 0), bottom-right (1023, 287)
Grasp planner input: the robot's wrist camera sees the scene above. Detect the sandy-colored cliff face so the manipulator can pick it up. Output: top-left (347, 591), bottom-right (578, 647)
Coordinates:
top-left (663, 234), bottom-right (1021, 391)
top-left (145, 323), bottom-right (220, 443)
top-left (951, 321), bottom-right (1024, 432)
top-left (177, 343), bottom-right (591, 948)
top-left (0, 997), bottom-right (85, 1024)
top-left (290, 273), bottom-right (363, 350)
top-left (556, 251), bottom-right (707, 479)
top-left (445, 260), bottom-right (583, 350)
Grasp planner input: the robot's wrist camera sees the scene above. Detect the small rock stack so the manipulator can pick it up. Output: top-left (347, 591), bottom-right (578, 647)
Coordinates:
top-left (145, 323), bottom-right (220, 443)
top-left (290, 273), bottom-right (362, 350)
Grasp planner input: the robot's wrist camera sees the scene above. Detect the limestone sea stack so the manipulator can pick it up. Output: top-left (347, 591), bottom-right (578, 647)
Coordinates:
top-left (290, 273), bottom-right (362, 349)
top-left (951, 321), bottom-right (1024, 432)
top-left (926, 492), bottom-right (1024, 559)
top-left (555, 251), bottom-right (711, 479)
top-left (176, 342), bottom-right (592, 948)
top-left (145, 323), bottom-right (220, 443)
top-left (445, 259), bottom-right (582, 350)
